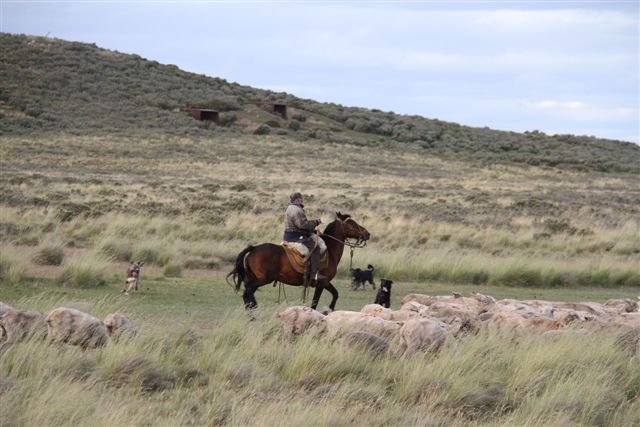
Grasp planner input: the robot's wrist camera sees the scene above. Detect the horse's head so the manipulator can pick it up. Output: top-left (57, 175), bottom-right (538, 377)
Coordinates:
top-left (336, 212), bottom-right (370, 242)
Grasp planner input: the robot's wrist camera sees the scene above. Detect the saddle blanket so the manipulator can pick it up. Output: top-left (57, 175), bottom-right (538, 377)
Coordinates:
top-left (281, 236), bottom-right (328, 274)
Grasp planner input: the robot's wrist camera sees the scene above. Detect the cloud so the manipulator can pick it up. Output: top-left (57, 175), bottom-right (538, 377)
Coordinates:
top-left (537, 100), bottom-right (587, 109)
top-left (470, 9), bottom-right (637, 32)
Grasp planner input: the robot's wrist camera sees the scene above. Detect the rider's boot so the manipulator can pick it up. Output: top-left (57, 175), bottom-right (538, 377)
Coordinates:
top-left (309, 249), bottom-right (327, 283)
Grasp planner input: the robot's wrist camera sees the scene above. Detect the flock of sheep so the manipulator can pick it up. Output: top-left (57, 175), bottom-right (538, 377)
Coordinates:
top-left (0, 302), bottom-right (136, 350)
top-left (278, 292), bottom-right (640, 355)
top-left (3, 292), bottom-right (639, 356)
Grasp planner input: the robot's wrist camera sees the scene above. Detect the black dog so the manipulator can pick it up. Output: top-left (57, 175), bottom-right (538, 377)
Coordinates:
top-left (350, 264), bottom-right (375, 290)
top-left (374, 279), bottom-right (393, 308)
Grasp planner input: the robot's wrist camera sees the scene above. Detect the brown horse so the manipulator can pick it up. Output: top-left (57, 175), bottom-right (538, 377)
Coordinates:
top-left (227, 212), bottom-right (370, 311)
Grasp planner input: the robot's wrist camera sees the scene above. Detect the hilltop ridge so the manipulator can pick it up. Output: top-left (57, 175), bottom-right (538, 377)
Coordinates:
top-left (1, 33), bottom-right (638, 173)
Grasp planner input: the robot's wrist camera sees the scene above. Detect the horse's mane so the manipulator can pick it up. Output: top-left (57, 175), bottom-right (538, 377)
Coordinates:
top-left (322, 213), bottom-right (350, 237)
top-left (322, 220), bottom-right (339, 237)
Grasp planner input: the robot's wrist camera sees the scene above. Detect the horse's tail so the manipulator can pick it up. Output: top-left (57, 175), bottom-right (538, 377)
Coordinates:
top-left (226, 245), bottom-right (255, 292)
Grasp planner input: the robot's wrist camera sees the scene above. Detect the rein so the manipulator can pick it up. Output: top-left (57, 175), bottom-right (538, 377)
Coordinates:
top-left (320, 232), bottom-right (367, 249)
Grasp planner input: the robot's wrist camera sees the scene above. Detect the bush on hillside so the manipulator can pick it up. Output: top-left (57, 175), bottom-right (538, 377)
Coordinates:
top-left (55, 255), bottom-right (107, 288)
top-left (32, 242), bottom-right (65, 266)
top-left (253, 124), bottom-right (270, 135)
top-left (163, 261), bottom-right (183, 277)
top-left (97, 238), bottom-right (133, 262)
top-left (0, 248), bottom-right (27, 284)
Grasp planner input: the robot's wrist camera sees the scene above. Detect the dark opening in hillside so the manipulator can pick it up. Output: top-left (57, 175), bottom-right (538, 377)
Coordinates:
top-left (185, 108), bottom-right (219, 123)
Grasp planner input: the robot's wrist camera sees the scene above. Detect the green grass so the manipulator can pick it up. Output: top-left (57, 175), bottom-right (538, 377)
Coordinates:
top-left (2, 274), bottom-right (639, 322)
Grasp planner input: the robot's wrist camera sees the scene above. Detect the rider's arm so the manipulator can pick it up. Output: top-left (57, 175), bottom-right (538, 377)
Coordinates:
top-left (289, 206), bottom-right (320, 231)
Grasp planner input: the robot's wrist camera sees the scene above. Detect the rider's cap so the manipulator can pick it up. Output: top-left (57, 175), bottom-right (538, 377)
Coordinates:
top-left (290, 192), bottom-right (304, 202)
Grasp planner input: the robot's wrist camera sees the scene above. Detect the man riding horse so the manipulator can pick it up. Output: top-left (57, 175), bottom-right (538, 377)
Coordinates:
top-left (283, 192), bottom-right (327, 287)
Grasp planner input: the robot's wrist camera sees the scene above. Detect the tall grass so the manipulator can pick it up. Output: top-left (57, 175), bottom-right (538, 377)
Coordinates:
top-left (355, 248), bottom-right (640, 288)
top-left (0, 245), bottom-right (27, 284)
top-left (1, 134), bottom-right (639, 289)
top-left (31, 239), bottom-right (65, 266)
top-left (1, 297), bottom-right (638, 426)
top-left (55, 253), bottom-right (109, 288)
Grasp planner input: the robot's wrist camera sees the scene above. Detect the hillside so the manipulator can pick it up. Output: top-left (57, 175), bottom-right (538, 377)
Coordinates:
top-left (1, 33), bottom-right (638, 173)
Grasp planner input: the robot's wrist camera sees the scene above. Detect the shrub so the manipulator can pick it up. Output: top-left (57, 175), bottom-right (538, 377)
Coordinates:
top-left (264, 120), bottom-right (281, 128)
top-left (490, 264), bottom-right (543, 287)
top-left (55, 202), bottom-right (91, 222)
top-left (32, 242), bottom-right (65, 265)
top-left (253, 124), bottom-right (270, 135)
top-left (132, 244), bottom-right (161, 264)
top-left (0, 247), bottom-right (27, 284)
top-left (610, 269), bottom-right (640, 287)
top-left (157, 253), bottom-right (174, 267)
top-left (163, 261), bottom-right (183, 277)
top-left (218, 113), bottom-right (237, 127)
top-left (288, 120), bottom-right (301, 131)
top-left (543, 218), bottom-right (577, 235)
top-left (55, 254), bottom-right (107, 288)
top-left (183, 256), bottom-right (218, 270)
top-left (97, 237), bottom-right (133, 262)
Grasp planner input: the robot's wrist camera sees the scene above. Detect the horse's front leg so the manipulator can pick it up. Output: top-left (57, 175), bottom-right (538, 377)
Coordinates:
top-left (326, 283), bottom-right (339, 312)
top-left (310, 285), bottom-right (324, 310)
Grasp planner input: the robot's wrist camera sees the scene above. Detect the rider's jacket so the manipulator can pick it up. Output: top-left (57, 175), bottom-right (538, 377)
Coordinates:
top-left (283, 204), bottom-right (317, 241)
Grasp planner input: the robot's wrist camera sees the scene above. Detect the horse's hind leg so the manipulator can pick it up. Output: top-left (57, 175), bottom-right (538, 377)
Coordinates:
top-left (243, 283), bottom-right (259, 309)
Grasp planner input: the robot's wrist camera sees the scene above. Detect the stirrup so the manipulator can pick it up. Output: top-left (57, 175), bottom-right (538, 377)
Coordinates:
top-left (313, 272), bottom-right (327, 281)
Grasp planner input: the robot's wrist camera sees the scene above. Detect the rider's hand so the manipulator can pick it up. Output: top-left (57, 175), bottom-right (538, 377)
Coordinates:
top-left (314, 219), bottom-right (322, 226)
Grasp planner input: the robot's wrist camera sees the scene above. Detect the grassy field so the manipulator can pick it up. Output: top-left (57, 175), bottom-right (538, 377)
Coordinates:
top-left (1, 132), bottom-right (639, 425)
top-left (1, 277), bottom-right (639, 426)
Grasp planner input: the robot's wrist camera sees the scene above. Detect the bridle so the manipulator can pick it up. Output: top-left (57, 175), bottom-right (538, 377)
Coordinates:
top-left (320, 217), bottom-right (368, 248)
top-left (320, 217), bottom-right (368, 270)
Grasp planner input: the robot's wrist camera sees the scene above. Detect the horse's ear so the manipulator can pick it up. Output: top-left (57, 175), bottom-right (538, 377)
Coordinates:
top-left (336, 211), bottom-right (343, 220)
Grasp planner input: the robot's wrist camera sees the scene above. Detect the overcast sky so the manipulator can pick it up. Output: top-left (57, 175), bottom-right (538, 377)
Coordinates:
top-left (2, 1), bottom-right (638, 143)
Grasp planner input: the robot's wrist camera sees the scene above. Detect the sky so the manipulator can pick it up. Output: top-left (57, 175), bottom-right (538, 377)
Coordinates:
top-left (2, 1), bottom-right (639, 143)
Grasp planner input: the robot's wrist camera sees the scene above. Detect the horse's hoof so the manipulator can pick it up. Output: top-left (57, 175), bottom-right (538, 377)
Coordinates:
top-left (321, 307), bottom-right (332, 315)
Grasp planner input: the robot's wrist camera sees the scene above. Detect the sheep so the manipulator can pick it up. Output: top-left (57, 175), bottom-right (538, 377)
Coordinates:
top-left (277, 306), bottom-right (326, 338)
top-left (0, 302), bottom-right (14, 317)
top-left (399, 318), bottom-right (451, 354)
top-left (399, 299), bottom-right (482, 335)
top-left (604, 298), bottom-right (639, 314)
top-left (0, 310), bottom-right (47, 344)
top-left (325, 310), bottom-right (403, 339)
top-left (361, 304), bottom-right (420, 321)
top-left (46, 308), bottom-right (108, 350)
top-left (104, 313), bottom-right (137, 342)
top-left (482, 308), bottom-right (561, 336)
top-left (402, 293), bottom-right (493, 314)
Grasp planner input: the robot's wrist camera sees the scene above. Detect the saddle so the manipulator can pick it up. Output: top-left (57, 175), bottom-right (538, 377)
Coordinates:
top-left (281, 238), bottom-right (328, 275)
